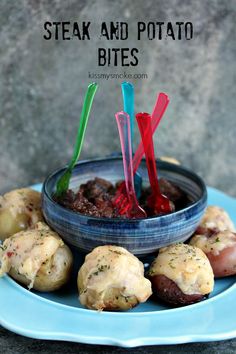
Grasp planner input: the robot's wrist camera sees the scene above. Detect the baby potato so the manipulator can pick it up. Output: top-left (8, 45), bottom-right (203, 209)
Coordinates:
top-left (190, 206), bottom-right (236, 277)
top-left (9, 244), bottom-right (73, 292)
top-left (0, 188), bottom-right (43, 241)
top-left (190, 230), bottom-right (236, 278)
top-left (148, 243), bottom-right (214, 306)
top-left (78, 245), bottom-right (152, 311)
top-left (0, 222), bottom-right (73, 291)
top-left (196, 205), bottom-right (235, 234)
top-left (0, 210), bottom-right (29, 240)
top-left (206, 241), bottom-right (236, 277)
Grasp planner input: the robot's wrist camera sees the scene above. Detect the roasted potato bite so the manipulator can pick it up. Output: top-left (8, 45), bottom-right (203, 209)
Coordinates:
top-left (190, 230), bottom-right (236, 277)
top-left (0, 222), bottom-right (73, 291)
top-left (148, 243), bottom-right (214, 306)
top-left (196, 206), bottom-right (235, 234)
top-left (77, 245), bottom-right (152, 311)
top-left (190, 206), bottom-right (236, 277)
top-left (0, 188), bottom-right (43, 241)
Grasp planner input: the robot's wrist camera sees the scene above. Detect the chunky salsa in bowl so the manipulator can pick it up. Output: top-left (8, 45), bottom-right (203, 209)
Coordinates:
top-left (55, 176), bottom-right (191, 218)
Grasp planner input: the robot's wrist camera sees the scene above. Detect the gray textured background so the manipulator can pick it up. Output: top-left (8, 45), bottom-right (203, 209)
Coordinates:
top-left (0, 0), bottom-right (236, 353)
top-left (0, 0), bottom-right (236, 196)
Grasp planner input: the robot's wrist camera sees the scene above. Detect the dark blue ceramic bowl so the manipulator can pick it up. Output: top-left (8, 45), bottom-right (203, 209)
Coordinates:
top-left (42, 157), bottom-right (207, 256)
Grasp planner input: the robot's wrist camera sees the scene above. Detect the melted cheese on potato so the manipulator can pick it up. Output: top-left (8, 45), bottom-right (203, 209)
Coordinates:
top-left (149, 243), bottom-right (214, 296)
top-left (190, 231), bottom-right (236, 256)
top-left (199, 206), bottom-right (235, 232)
top-left (78, 245), bottom-right (152, 310)
top-left (0, 222), bottom-right (63, 288)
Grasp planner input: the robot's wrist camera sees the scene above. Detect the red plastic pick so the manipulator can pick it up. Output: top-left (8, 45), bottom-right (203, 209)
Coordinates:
top-left (136, 112), bottom-right (172, 215)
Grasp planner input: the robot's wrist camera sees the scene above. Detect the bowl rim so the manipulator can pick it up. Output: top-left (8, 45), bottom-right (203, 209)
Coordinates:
top-left (42, 156), bottom-right (207, 224)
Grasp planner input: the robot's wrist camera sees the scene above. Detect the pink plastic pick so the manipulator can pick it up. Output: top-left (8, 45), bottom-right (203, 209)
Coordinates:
top-left (114, 111), bottom-right (146, 218)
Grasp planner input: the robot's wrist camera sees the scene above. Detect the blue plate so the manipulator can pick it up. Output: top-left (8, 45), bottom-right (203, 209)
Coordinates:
top-left (0, 184), bottom-right (236, 347)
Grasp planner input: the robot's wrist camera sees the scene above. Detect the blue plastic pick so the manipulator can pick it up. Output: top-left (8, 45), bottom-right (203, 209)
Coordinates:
top-left (121, 82), bottom-right (142, 198)
top-left (121, 82), bottom-right (135, 144)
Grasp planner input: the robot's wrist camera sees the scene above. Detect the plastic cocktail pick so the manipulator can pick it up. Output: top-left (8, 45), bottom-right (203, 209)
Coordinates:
top-left (113, 93), bottom-right (169, 211)
top-left (121, 82), bottom-right (134, 142)
top-left (115, 111), bottom-right (146, 218)
top-left (136, 112), bottom-right (172, 214)
top-left (121, 82), bottom-right (142, 197)
top-left (133, 93), bottom-right (169, 173)
top-left (56, 82), bottom-right (98, 197)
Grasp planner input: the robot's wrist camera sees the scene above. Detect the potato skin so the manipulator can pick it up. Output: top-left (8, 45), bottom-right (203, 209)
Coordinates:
top-left (190, 230), bottom-right (236, 278)
top-left (0, 211), bottom-right (30, 242)
top-left (206, 246), bottom-right (236, 278)
top-left (0, 189), bottom-right (43, 241)
top-left (9, 244), bottom-right (73, 292)
top-left (150, 274), bottom-right (206, 306)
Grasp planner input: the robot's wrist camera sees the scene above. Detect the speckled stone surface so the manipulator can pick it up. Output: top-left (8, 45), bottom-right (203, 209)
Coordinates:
top-left (0, 0), bottom-right (235, 352)
top-left (1, 327), bottom-right (236, 354)
top-left (0, 0), bottom-right (235, 196)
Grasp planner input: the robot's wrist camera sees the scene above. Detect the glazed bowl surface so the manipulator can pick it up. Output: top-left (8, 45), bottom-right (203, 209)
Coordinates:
top-left (42, 157), bottom-right (207, 256)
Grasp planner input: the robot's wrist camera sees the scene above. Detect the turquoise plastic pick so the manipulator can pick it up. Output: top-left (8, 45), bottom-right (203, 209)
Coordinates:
top-left (56, 82), bottom-right (98, 197)
top-left (121, 82), bottom-right (134, 143)
top-left (121, 81), bottom-right (142, 198)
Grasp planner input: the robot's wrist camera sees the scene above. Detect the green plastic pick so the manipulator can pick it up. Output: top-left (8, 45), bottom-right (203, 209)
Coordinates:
top-left (56, 82), bottom-right (98, 197)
